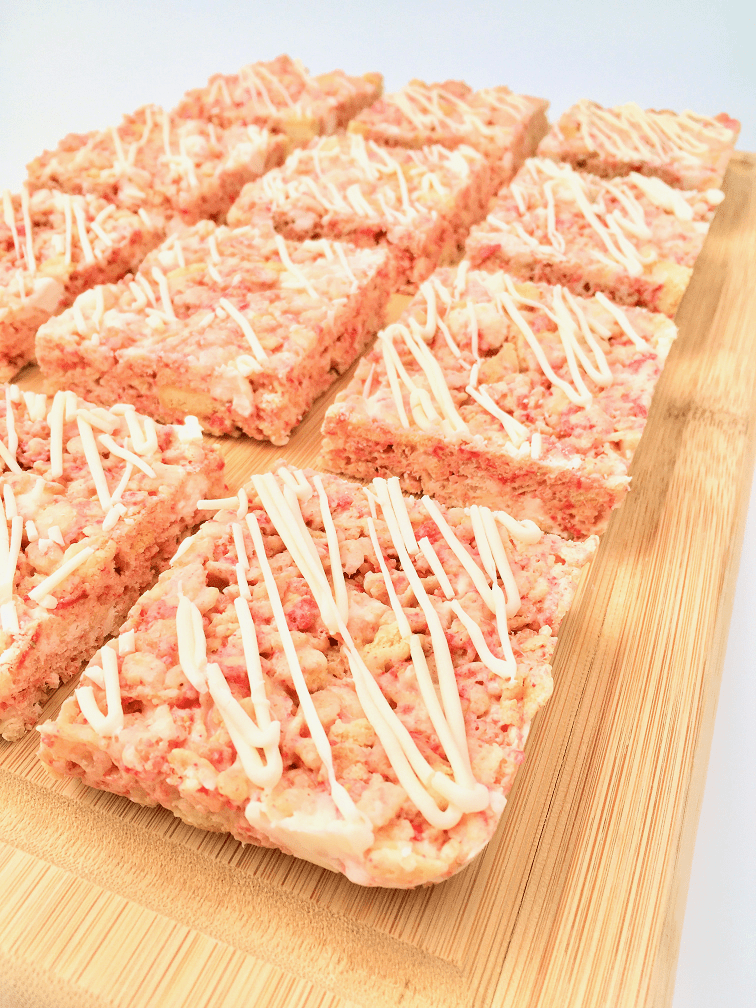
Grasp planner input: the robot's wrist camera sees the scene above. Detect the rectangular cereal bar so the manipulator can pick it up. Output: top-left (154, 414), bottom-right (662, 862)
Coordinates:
top-left (1, 187), bottom-right (162, 381)
top-left (227, 134), bottom-right (494, 291)
top-left (537, 100), bottom-right (740, 191)
top-left (0, 385), bottom-right (224, 740)
top-left (464, 158), bottom-right (722, 316)
top-left (39, 465), bottom-right (596, 887)
top-left (320, 266), bottom-right (677, 538)
top-left (349, 80), bottom-right (548, 188)
top-left (36, 220), bottom-right (395, 443)
top-left (173, 54), bottom-right (383, 144)
top-left (27, 105), bottom-right (288, 230)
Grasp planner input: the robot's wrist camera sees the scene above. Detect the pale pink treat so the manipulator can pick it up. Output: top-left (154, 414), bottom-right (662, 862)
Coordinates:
top-left (465, 158), bottom-right (722, 317)
top-left (173, 54), bottom-right (383, 145)
top-left (227, 135), bottom-right (494, 291)
top-left (537, 100), bottom-right (740, 191)
top-left (36, 220), bottom-right (396, 443)
top-left (0, 187), bottom-right (162, 382)
top-left (0, 384), bottom-right (224, 741)
top-left (38, 465), bottom-right (596, 888)
top-left (349, 80), bottom-right (549, 188)
top-left (26, 106), bottom-right (288, 230)
top-left (319, 266), bottom-right (677, 538)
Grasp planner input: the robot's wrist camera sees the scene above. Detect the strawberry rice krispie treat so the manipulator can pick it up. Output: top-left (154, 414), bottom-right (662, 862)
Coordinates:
top-left (39, 465), bottom-right (596, 887)
top-left (0, 385), bottom-right (223, 741)
top-left (537, 99), bottom-right (740, 191)
top-left (320, 265), bottom-right (677, 538)
top-left (173, 54), bottom-right (383, 146)
top-left (465, 158), bottom-right (723, 316)
top-left (227, 134), bottom-right (494, 291)
top-left (349, 79), bottom-right (548, 189)
top-left (26, 105), bottom-right (288, 231)
top-left (0, 186), bottom-right (162, 382)
top-left (36, 220), bottom-right (396, 443)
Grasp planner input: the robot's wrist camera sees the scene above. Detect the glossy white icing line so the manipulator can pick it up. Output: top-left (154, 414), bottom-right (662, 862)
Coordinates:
top-left (206, 659), bottom-right (282, 790)
top-left (421, 495), bottom-right (495, 611)
top-left (28, 546), bottom-right (94, 603)
top-left (72, 199), bottom-right (95, 264)
top-left (465, 384), bottom-right (528, 447)
top-left (250, 474), bottom-right (339, 634)
top-left (593, 293), bottom-right (649, 350)
top-left (76, 417), bottom-right (112, 510)
top-left (217, 298), bottom-right (268, 365)
top-left (20, 186), bottom-right (36, 274)
top-left (389, 322), bottom-right (468, 434)
top-left (274, 234), bottom-right (320, 300)
top-left (312, 474), bottom-right (349, 622)
top-left (46, 391), bottom-right (66, 479)
top-left (2, 190), bottom-right (22, 261)
top-left (175, 591), bottom-right (208, 693)
top-left (76, 645), bottom-right (124, 736)
top-left (0, 512), bottom-right (22, 632)
top-left (245, 509), bottom-right (366, 825)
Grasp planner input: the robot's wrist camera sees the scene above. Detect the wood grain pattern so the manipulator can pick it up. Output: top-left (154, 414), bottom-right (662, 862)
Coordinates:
top-left (0, 154), bottom-right (754, 1008)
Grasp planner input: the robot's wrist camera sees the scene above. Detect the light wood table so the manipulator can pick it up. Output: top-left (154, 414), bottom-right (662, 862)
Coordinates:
top-left (0, 153), bottom-right (754, 1008)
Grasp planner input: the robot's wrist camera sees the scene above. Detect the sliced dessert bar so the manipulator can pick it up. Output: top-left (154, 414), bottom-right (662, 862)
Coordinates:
top-left (0, 187), bottom-right (162, 382)
top-left (36, 221), bottom-right (395, 443)
top-left (227, 135), bottom-right (494, 290)
top-left (0, 385), bottom-right (224, 740)
top-left (537, 100), bottom-right (740, 191)
top-left (39, 465), bottom-right (597, 887)
top-left (349, 80), bottom-right (548, 187)
top-left (320, 266), bottom-right (677, 538)
top-left (173, 54), bottom-right (383, 145)
top-left (465, 158), bottom-right (722, 316)
top-left (26, 106), bottom-right (288, 230)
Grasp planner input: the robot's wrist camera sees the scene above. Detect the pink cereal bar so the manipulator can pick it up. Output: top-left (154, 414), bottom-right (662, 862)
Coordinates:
top-left (0, 385), bottom-right (224, 741)
top-left (38, 465), bottom-right (597, 887)
top-left (26, 106), bottom-right (288, 230)
top-left (227, 135), bottom-right (494, 291)
top-left (173, 54), bottom-right (383, 145)
top-left (349, 80), bottom-right (549, 188)
top-left (0, 187), bottom-right (162, 382)
top-left (537, 100), bottom-right (740, 191)
top-left (319, 267), bottom-right (676, 538)
top-left (465, 158), bottom-right (722, 317)
top-left (36, 220), bottom-right (396, 443)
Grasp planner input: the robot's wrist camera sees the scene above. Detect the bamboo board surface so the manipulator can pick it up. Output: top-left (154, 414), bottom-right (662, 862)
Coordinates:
top-left (0, 153), bottom-right (754, 1008)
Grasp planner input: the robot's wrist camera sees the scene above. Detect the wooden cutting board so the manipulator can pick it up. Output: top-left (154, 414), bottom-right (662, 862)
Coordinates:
top-left (0, 153), bottom-right (754, 1008)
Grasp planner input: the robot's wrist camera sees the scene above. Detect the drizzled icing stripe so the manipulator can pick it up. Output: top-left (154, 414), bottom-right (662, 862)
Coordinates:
top-left (20, 187), bottom-right (36, 274)
top-left (244, 510), bottom-right (364, 825)
top-left (2, 190), bottom-right (22, 261)
top-left (76, 646), bottom-right (124, 735)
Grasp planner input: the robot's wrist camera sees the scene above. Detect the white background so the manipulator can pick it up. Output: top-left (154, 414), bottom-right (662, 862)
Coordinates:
top-left (1, 3), bottom-right (754, 1004)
